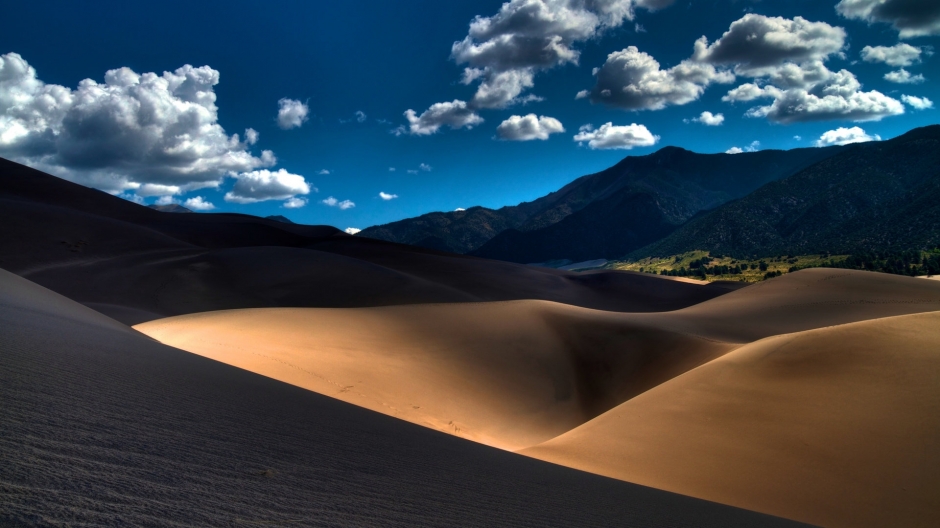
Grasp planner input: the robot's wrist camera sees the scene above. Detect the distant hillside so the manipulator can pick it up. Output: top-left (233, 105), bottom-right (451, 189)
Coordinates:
top-left (469, 145), bottom-right (845, 263)
top-left (632, 125), bottom-right (940, 259)
top-left (148, 204), bottom-right (193, 213)
top-left (361, 145), bottom-right (843, 256)
top-left (266, 214), bottom-right (294, 223)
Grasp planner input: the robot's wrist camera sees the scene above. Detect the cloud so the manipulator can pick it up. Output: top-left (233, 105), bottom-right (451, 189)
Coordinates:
top-left (836, 0), bottom-right (940, 38)
top-left (884, 69), bottom-right (925, 83)
top-left (355, 110), bottom-right (367, 123)
top-left (244, 128), bottom-right (259, 145)
top-left (318, 169), bottom-right (331, 175)
top-left (344, 227), bottom-right (361, 235)
top-left (902, 94), bottom-right (934, 109)
top-left (814, 126), bottom-right (881, 146)
top-left (496, 114), bottom-right (565, 140)
top-left (184, 196), bottom-right (216, 211)
top-left (402, 100), bottom-right (483, 135)
top-left (322, 196), bottom-right (355, 210)
top-left (407, 169), bottom-right (419, 174)
top-left (379, 191), bottom-right (398, 200)
top-left (282, 197), bottom-right (307, 208)
top-left (388, 167), bottom-right (396, 171)
top-left (455, 207), bottom-right (466, 212)
top-left (690, 111), bottom-right (724, 125)
top-left (224, 168), bottom-right (313, 204)
top-left (0, 52), bottom-right (280, 195)
top-left (277, 98), bottom-right (308, 129)
top-left (573, 122), bottom-right (659, 149)
top-left (419, 163), bottom-right (432, 171)
top-left (696, 14), bottom-right (846, 73)
top-left (860, 43), bottom-right (925, 66)
top-left (725, 141), bottom-right (760, 154)
top-left (585, 45), bottom-right (734, 110)
top-left (155, 195), bottom-right (177, 205)
top-left (405, 1), bottom-right (677, 132)
top-left (721, 60), bottom-right (904, 123)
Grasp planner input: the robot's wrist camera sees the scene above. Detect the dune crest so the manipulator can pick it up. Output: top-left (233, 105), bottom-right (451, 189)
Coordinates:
top-left (136, 301), bottom-right (733, 451)
top-left (522, 311), bottom-right (940, 528)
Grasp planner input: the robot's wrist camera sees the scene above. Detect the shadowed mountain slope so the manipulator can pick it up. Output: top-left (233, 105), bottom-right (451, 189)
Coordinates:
top-left (0, 157), bottom-right (735, 324)
top-left (633, 125), bottom-right (940, 259)
top-left (361, 144), bottom-right (843, 255)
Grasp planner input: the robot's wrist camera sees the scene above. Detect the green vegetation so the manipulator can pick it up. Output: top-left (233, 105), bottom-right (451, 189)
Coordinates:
top-left (610, 248), bottom-right (940, 282)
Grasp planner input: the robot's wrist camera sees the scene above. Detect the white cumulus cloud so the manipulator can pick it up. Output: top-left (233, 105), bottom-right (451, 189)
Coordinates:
top-left (836, 0), bottom-right (940, 39)
top-left (224, 168), bottom-right (313, 204)
top-left (884, 69), bottom-right (925, 84)
top-left (696, 14), bottom-right (846, 73)
top-left (184, 196), bottom-right (216, 211)
top-left (344, 227), bottom-right (361, 235)
top-left (691, 111), bottom-right (725, 125)
top-left (283, 197), bottom-right (308, 208)
top-left (902, 94), bottom-right (934, 110)
top-left (585, 45), bottom-right (734, 110)
top-left (860, 43), bottom-right (925, 67)
top-left (379, 191), bottom-right (398, 200)
top-left (419, 163), bottom-right (432, 171)
top-left (322, 196), bottom-right (355, 210)
top-left (497, 114), bottom-right (565, 140)
top-left (277, 98), bottom-right (309, 129)
top-left (0, 52), bottom-right (282, 195)
top-left (573, 122), bottom-right (659, 150)
top-left (815, 126), bottom-right (881, 147)
top-left (725, 140), bottom-right (760, 154)
top-left (401, 100), bottom-right (483, 135)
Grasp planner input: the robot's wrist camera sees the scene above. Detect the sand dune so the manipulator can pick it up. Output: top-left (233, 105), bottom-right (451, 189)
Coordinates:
top-left (0, 267), bottom-right (803, 526)
top-left (137, 301), bottom-right (733, 450)
top-left (522, 311), bottom-right (940, 528)
top-left (137, 269), bottom-right (940, 453)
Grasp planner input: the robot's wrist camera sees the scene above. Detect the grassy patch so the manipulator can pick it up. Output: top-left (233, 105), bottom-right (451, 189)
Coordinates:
top-left (608, 251), bottom-right (850, 282)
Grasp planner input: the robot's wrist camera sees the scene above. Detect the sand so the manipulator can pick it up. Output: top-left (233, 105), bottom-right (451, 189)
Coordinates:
top-left (522, 312), bottom-right (940, 528)
top-left (136, 301), bottom-right (733, 451)
top-left (135, 268), bottom-right (940, 527)
top-left (0, 267), bottom-right (802, 527)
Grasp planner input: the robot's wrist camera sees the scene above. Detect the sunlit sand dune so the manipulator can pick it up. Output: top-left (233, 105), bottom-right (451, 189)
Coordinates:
top-left (136, 301), bottom-right (733, 450)
top-left (137, 269), bottom-right (940, 455)
top-left (522, 311), bottom-right (940, 528)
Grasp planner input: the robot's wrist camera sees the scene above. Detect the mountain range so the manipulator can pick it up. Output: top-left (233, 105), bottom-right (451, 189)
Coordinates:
top-left (361, 125), bottom-right (939, 263)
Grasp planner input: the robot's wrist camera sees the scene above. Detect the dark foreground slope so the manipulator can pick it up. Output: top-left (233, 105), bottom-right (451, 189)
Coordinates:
top-left (0, 157), bottom-right (735, 324)
top-left (362, 145), bottom-right (843, 255)
top-left (0, 269), bottom-right (804, 527)
top-left (634, 125), bottom-right (940, 259)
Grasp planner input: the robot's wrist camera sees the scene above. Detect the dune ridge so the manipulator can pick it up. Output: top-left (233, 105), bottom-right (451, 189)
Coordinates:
top-left (522, 311), bottom-right (940, 528)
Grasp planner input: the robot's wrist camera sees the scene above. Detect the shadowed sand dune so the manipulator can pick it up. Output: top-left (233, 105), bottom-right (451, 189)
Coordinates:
top-left (0, 268), bottom-right (805, 527)
top-left (521, 312), bottom-right (940, 528)
top-left (1, 157), bottom-right (735, 324)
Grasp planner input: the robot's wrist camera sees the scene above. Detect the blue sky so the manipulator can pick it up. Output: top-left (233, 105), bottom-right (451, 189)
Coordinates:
top-left (1, 0), bottom-right (937, 231)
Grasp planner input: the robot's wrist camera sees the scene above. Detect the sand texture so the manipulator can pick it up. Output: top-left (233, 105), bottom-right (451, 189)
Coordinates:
top-left (0, 267), bottom-right (805, 527)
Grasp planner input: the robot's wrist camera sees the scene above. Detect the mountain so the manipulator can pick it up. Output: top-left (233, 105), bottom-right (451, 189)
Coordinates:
top-left (0, 156), bottom-right (736, 324)
top-left (265, 214), bottom-right (294, 223)
top-left (633, 125), bottom-right (940, 259)
top-left (148, 203), bottom-right (193, 213)
top-left (361, 144), bottom-right (844, 259)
